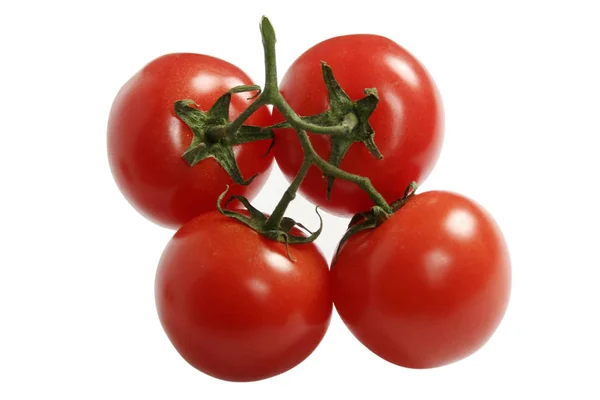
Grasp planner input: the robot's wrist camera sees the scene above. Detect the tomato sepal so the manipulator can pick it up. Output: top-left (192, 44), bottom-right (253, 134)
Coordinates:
top-left (174, 86), bottom-right (272, 186)
top-left (333, 181), bottom-right (418, 264)
top-left (216, 187), bottom-right (323, 260)
top-left (302, 62), bottom-right (384, 199)
top-left (333, 206), bottom-right (386, 265)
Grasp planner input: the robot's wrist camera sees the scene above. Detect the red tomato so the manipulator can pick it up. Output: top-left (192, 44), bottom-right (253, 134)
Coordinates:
top-left (273, 35), bottom-right (444, 216)
top-left (155, 211), bottom-right (332, 382)
top-left (107, 53), bottom-right (273, 229)
top-left (331, 191), bottom-right (511, 368)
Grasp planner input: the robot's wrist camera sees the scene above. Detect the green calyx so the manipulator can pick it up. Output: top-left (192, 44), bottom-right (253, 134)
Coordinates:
top-left (217, 187), bottom-right (323, 261)
top-left (271, 62), bottom-right (383, 199)
top-left (309, 62), bottom-right (383, 199)
top-left (332, 182), bottom-right (418, 265)
top-left (175, 85), bottom-right (273, 186)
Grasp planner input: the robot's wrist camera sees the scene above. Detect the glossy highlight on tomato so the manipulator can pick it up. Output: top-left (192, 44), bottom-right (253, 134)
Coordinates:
top-left (108, 53), bottom-right (273, 229)
top-left (331, 191), bottom-right (511, 368)
top-left (273, 35), bottom-right (444, 216)
top-left (155, 211), bottom-right (332, 382)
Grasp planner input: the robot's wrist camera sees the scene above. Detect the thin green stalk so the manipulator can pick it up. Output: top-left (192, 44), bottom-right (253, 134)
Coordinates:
top-left (272, 97), bottom-right (357, 135)
top-left (225, 96), bottom-right (267, 135)
top-left (264, 158), bottom-right (312, 231)
top-left (295, 130), bottom-right (392, 214)
top-left (260, 16), bottom-right (279, 95)
top-left (223, 17), bottom-right (277, 136)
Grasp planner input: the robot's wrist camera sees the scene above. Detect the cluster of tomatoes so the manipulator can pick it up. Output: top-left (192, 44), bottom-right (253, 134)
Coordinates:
top-left (108, 21), bottom-right (511, 382)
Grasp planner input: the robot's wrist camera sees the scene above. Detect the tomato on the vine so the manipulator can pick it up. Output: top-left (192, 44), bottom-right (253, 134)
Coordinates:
top-left (273, 35), bottom-right (444, 216)
top-left (331, 191), bottom-right (511, 368)
top-left (107, 53), bottom-right (273, 229)
top-left (155, 211), bottom-right (332, 382)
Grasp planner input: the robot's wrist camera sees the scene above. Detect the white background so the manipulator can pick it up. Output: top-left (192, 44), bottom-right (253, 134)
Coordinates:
top-left (1, 0), bottom-right (599, 398)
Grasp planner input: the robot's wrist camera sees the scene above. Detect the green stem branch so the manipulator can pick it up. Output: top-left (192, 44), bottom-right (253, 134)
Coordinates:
top-left (225, 97), bottom-right (267, 135)
top-left (223, 17), bottom-right (393, 230)
top-left (272, 98), bottom-right (356, 135)
top-left (260, 16), bottom-right (279, 95)
top-left (295, 130), bottom-right (392, 214)
top-left (264, 158), bottom-right (312, 230)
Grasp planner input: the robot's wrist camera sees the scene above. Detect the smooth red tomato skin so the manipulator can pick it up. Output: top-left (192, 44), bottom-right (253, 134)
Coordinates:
top-left (155, 211), bottom-right (332, 382)
top-left (331, 191), bottom-right (511, 368)
top-left (273, 35), bottom-right (443, 216)
top-left (108, 53), bottom-right (273, 229)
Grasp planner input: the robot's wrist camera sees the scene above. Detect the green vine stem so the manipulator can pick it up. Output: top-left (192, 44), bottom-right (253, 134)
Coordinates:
top-left (224, 17), bottom-right (393, 229)
top-left (263, 157), bottom-right (312, 231)
top-left (174, 16), bottom-right (399, 248)
top-left (295, 130), bottom-right (391, 212)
